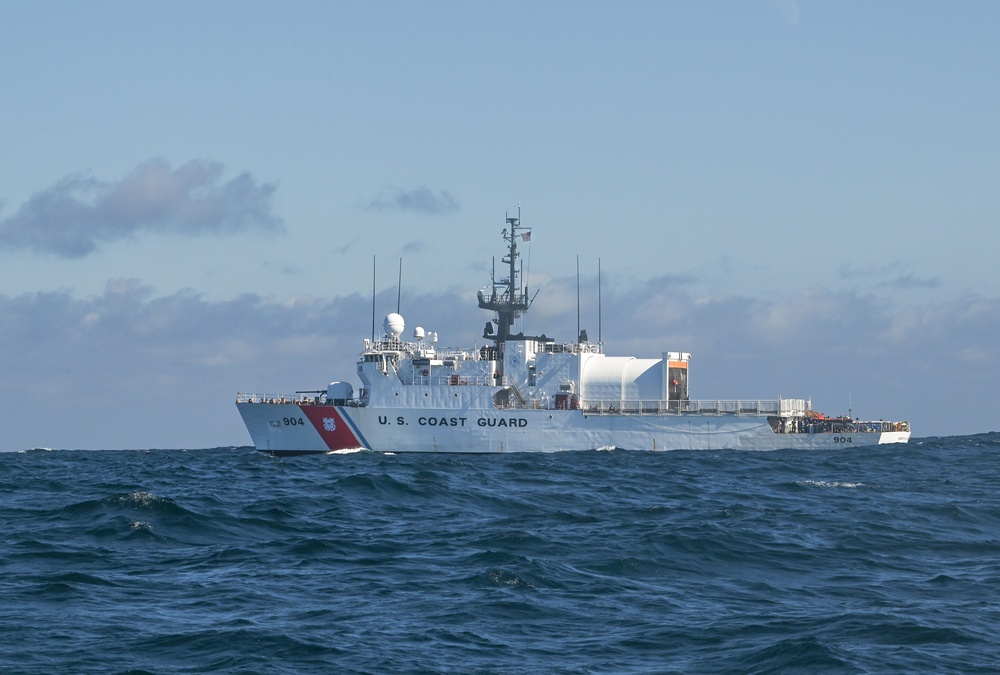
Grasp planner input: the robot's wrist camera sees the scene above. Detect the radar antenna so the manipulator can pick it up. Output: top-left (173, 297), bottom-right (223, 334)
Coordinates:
top-left (476, 206), bottom-right (540, 344)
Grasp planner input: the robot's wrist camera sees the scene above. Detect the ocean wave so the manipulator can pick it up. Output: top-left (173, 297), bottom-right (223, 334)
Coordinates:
top-left (2, 438), bottom-right (1000, 672)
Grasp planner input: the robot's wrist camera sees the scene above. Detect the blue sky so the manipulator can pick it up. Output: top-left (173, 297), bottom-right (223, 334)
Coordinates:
top-left (1, 1), bottom-right (997, 449)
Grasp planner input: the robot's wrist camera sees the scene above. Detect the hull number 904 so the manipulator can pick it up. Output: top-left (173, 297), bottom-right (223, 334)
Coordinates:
top-left (283, 417), bottom-right (306, 426)
top-left (833, 436), bottom-right (853, 444)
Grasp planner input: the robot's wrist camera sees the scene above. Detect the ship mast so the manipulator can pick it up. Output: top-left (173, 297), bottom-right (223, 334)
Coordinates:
top-left (478, 209), bottom-right (536, 345)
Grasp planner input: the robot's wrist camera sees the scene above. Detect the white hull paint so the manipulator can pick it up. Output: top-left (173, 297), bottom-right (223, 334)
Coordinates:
top-left (237, 402), bottom-right (910, 454)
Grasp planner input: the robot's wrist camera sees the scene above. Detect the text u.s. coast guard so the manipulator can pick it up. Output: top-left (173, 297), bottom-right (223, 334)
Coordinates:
top-left (377, 415), bottom-right (528, 428)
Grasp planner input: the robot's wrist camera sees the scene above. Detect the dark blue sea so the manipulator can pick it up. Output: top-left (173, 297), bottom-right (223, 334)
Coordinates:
top-left (2, 436), bottom-right (999, 674)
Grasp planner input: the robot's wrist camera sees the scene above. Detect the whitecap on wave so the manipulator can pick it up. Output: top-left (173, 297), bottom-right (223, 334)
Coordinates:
top-left (327, 447), bottom-right (365, 455)
top-left (799, 480), bottom-right (868, 489)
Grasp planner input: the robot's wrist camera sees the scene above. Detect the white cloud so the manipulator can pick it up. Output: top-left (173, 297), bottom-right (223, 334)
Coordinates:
top-left (0, 278), bottom-right (996, 450)
top-left (366, 187), bottom-right (459, 216)
top-left (0, 159), bottom-right (283, 258)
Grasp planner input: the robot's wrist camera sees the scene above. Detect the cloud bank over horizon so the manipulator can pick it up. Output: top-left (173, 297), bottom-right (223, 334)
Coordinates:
top-left (0, 159), bottom-right (283, 258)
top-left (366, 187), bottom-right (460, 216)
top-left (0, 275), bottom-right (994, 450)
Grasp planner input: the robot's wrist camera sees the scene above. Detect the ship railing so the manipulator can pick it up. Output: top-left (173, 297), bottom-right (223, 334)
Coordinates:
top-left (538, 341), bottom-right (603, 355)
top-left (363, 337), bottom-right (483, 358)
top-left (236, 392), bottom-right (359, 406)
top-left (237, 392), bottom-right (323, 405)
top-left (583, 399), bottom-right (787, 416)
top-left (363, 336), bottom-right (413, 355)
top-left (410, 374), bottom-right (500, 386)
top-left (780, 419), bottom-right (910, 434)
top-left (836, 420), bottom-right (908, 433)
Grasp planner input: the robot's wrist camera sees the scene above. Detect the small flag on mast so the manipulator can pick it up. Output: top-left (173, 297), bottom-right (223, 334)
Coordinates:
top-left (521, 231), bottom-right (532, 242)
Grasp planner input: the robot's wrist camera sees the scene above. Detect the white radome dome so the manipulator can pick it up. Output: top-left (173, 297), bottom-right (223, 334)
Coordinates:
top-left (383, 313), bottom-right (405, 339)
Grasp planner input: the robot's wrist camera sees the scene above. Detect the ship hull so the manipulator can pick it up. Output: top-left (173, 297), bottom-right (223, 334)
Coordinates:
top-left (237, 403), bottom-right (910, 454)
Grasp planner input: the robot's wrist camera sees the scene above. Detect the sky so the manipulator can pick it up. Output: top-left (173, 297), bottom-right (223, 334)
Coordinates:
top-left (1, 1), bottom-right (998, 450)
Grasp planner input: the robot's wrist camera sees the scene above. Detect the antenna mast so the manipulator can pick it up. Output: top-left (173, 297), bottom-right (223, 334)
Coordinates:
top-left (370, 255), bottom-right (376, 342)
top-left (477, 207), bottom-right (535, 345)
top-left (396, 258), bottom-right (402, 314)
top-left (598, 257), bottom-right (602, 348)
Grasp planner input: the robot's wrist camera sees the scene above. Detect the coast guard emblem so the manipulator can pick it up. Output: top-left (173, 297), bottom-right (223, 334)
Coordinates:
top-left (323, 417), bottom-right (337, 432)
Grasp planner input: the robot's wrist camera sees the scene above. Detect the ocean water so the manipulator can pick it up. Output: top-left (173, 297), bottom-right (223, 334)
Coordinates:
top-left (1, 436), bottom-right (999, 674)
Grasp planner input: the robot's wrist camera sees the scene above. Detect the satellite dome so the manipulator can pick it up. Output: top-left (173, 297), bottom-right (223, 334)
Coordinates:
top-left (383, 313), bottom-right (404, 339)
top-left (413, 326), bottom-right (425, 340)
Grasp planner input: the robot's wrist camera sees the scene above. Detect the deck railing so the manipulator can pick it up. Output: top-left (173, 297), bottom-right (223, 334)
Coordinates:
top-left (581, 399), bottom-right (793, 416)
top-left (238, 391), bottom-right (813, 418)
top-left (237, 392), bottom-right (326, 405)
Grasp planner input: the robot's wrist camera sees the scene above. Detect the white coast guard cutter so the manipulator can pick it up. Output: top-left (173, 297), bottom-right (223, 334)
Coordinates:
top-left (237, 213), bottom-right (910, 454)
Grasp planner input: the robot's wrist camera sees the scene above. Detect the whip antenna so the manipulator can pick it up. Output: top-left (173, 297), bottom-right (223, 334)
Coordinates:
top-left (396, 258), bottom-right (402, 314)
top-left (598, 257), bottom-right (602, 348)
top-left (576, 255), bottom-right (581, 344)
